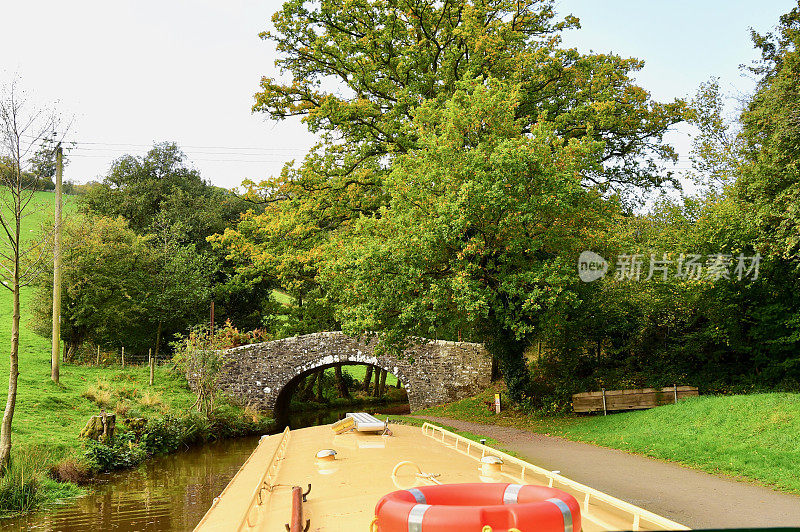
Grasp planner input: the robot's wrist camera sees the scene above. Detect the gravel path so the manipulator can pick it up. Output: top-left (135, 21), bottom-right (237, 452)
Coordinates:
top-left (414, 415), bottom-right (800, 529)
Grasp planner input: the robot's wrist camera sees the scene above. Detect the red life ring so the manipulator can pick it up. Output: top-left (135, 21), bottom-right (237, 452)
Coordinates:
top-left (374, 483), bottom-right (580, 532)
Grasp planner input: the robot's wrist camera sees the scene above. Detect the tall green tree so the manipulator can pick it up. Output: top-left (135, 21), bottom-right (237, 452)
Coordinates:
top-left (257, 0), bottom-right (682, 196)
top-left (81, 142), bottom-right (269, 332)
top-left (321, 80), bottom-right (612, 401)
top-left (32, 215), bottom-right (212, 358)
top-left (147, 211), bottom-right (213, 358)
top-left (31, 216), bottom-right (155, 355)
top-left (220, 0), bottom-right (685, 353)
top-left (738, 4), bottom-right (800, 261)
top-left (80, 142), bottom-right (248, 250)
top-left (686, 78), bottom-right (742, 194)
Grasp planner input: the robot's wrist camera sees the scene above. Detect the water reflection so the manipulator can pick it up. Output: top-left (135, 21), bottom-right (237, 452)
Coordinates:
top-left (2, 436), bottom-right (259, 532)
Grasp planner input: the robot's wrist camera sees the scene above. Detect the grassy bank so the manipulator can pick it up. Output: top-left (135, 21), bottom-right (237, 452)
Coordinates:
top-left (0, 192), bottom-right (271, 517)
top-left (415, 384), bottom-right (800, 494)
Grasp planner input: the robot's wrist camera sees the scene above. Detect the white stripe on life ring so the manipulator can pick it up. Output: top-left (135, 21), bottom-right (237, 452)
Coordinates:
top-left (407, 488), bottom-right (426, 504)
top-left (407, 503), bottom-right (431, 532)
top-left (546, 497), bottom-right (573, 532)
top-left (503, 484), bottom-right (524, 504)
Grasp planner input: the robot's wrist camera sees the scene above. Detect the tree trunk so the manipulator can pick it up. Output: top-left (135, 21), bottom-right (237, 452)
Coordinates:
top-left (300, 373), bottom-right (317, 399)
top-left (372, 367), bottom-right (381, 398)
top-left (486, 331), bottom-right (531, 404)
top-left (362, 365), bottom-right (373, 392)
top-left (315, 369), bottom-right (324, 401)
top-left (0, 267), bottom-right (21, 471)
top-left (154, 320), bottom-right (163, 360)
top-left (65, 341), bottom-right (76, 364)
top-left (334, 365), bottom-right (350, 398)
top-left (378, 369), bottom-right (387, 397)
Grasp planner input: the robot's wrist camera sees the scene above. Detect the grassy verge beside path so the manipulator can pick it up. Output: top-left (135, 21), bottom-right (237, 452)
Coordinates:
top-left (413, 384), bottom-right (800, 494)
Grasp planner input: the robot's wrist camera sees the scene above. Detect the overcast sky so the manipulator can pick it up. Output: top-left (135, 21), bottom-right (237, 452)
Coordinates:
top-left (1, 0), bottom-right (795, 189)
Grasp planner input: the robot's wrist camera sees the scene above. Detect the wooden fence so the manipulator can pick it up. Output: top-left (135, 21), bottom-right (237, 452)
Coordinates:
top-left (572, 386), bottom-right (699, 414)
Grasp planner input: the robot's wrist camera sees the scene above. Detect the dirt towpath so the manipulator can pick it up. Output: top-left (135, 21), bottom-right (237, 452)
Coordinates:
top-left (414, 415), bottom-right (800, 529)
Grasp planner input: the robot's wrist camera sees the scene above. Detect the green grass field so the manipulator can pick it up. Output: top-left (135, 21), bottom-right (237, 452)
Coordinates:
top-left (341, 365), bottom-right (399, 387)
top-left (417, 385), bottom-right (800, 494)
top-left (272, 290), bottom-right (293, 306)
top-left (0, 192), bottom-right (226, 513)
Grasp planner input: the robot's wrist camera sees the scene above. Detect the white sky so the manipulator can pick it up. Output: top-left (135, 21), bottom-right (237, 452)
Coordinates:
top-left (1, 0), bottom-right (795, 189)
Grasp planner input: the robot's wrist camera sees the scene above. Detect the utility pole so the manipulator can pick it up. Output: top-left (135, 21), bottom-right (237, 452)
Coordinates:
top-left (210, 301), bottom-right (215, 336)
top-left (51, 143), bottom-right (63, 384)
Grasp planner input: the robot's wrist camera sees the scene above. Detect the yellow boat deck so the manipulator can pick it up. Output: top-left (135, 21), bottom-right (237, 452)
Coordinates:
top-left (195, 422), bottom-right (689, 532)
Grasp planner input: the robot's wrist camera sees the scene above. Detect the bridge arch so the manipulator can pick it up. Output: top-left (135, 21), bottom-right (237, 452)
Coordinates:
top-left (272, 360), bottom-right (408, 424)
top-left (212, 331), bottom-right (492, 419)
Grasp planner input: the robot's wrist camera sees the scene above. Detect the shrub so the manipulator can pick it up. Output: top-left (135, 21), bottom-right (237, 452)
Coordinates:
top-left (123, 417), bottom-right (147, 437)
top-left (76, 406), bottom-right (274, 479)
top-left (140, 414), bottom-right (184, 455)
top-left (181, 412), bottom-right (211, 446)
top-left (208, 404), bottom-right (272, 439)
top-left (212, 320), bottom-right (272, 348)
top-left (171, 326), bottom-right (227, 414)
top-left (84, 433), bottom-right (147, 472)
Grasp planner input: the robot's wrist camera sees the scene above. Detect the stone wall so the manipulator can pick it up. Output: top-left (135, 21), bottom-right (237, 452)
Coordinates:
top-left (214, 331), bottom-right (492, 415)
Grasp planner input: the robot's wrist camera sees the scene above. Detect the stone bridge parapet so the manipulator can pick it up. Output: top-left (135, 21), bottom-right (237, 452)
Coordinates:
top-left (214, 331), bottom-right (492, 415)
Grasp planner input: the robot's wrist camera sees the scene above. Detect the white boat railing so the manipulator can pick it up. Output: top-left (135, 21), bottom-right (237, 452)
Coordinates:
top-left (421, 422), bottom-right (690, 532)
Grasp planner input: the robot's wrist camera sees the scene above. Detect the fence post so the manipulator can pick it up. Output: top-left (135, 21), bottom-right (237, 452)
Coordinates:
top-left (149, 348), bottom-right (155, 386)
top-left (673, 384), bottom-right (678, 404)
top-left (121, 346), bottom-right (125, 369)
top-left (602, 388), bottom-right (607, 416)
top-left (96, 345), bottom-right (100, 366)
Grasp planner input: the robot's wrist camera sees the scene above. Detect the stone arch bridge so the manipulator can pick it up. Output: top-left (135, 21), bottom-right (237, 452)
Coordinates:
top-left (214, 331), bottom-right (492, 417)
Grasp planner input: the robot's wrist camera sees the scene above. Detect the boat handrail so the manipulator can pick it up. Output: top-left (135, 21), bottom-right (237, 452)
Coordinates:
top-left (238, 426), bottom-right (292, 531)
top-left (420, 422), bottom-right (690, 531)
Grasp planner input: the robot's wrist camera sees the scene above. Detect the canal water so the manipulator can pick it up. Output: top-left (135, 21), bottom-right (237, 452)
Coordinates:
top-left (1, 402), bottom-right (409, 531)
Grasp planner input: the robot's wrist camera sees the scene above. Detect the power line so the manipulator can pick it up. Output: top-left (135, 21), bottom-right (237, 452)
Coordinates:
top-left (69, 142), bottom-right (307, 153)
top-left (67, 154), bottom-right (291, 163)
top-left (66, 146), bottom-right (305, 157)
